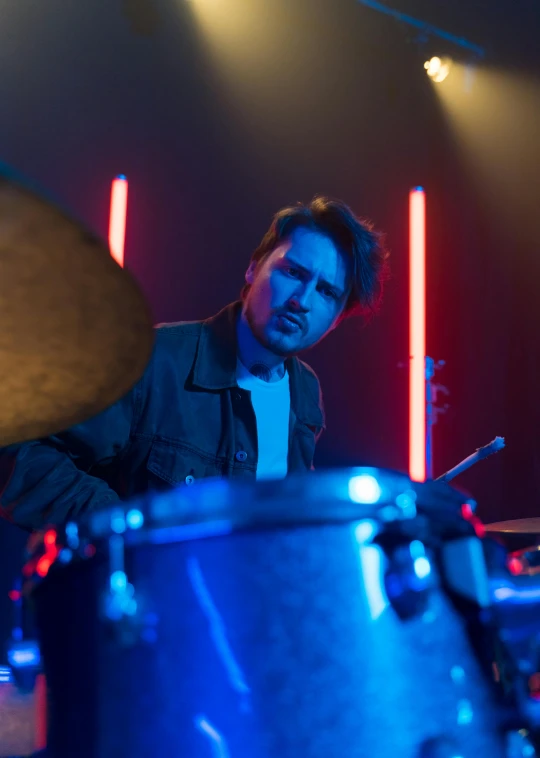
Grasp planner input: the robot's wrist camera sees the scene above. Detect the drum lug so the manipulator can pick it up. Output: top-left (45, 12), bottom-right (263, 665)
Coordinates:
top-left (101, 514), bottom-right (138, 639)
top-left (505, 729), bottom-right (537, 757)
top-left (384, 539), bottom-right (434, 620)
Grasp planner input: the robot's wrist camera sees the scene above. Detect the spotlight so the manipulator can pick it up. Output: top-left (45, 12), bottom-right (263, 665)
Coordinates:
top-left (424, 56), bottom-right (452, 83)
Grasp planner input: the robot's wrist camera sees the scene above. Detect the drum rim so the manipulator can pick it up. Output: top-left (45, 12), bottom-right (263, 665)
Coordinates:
top-left (82, 466), bottom-right (473, 541)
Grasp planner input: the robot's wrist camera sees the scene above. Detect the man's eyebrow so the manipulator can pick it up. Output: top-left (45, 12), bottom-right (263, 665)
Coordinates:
top-left (283, 255), bottom-right (346, 298)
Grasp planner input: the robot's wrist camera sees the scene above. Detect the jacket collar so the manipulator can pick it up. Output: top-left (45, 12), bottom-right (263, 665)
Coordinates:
top-left (192, 301), bottom-right (324, 429)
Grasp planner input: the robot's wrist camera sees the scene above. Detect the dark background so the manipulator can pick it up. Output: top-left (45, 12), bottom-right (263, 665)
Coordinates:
top-left (1, 0), bottom-right (539, 655)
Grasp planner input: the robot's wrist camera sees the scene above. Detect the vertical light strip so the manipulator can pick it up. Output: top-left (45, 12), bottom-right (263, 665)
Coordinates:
top-left (108, 174), bottom-right (128, 267)
top-left (409, 187), bottom-right (426, 482)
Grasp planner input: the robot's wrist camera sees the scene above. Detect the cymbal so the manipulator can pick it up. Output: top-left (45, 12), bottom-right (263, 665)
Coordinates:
top-left (0, 164), bottom-right (154, 446)
top-left (484, 518), bottom-right (540, 534)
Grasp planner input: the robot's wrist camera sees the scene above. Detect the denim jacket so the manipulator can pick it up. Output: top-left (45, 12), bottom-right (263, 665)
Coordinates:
top-left (0, 302), bottom-right (325, 530)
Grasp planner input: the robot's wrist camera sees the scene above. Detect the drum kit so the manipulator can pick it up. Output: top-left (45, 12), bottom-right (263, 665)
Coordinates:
top-left (2, 163), bottom-right (540, 757)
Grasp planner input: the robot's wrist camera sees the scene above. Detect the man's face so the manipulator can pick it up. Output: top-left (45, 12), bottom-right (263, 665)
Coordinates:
top-left (243, 227), bottom-right (351, 357)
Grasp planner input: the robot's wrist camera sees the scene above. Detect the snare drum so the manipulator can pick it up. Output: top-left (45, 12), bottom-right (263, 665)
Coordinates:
top-left (28, 469), bottom-right (511, 757)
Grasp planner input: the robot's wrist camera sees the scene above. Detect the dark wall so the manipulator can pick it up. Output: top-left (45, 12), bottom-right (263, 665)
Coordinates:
top-left (1, 0), bottom-right (539, 652)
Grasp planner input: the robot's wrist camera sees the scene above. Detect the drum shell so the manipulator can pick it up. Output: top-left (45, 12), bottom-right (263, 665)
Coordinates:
top-left (34, 519), bottom-right (505, 758)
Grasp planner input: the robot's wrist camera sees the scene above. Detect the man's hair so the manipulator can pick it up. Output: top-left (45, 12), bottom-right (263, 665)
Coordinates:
top-left (241, 195), bottom-right (390, 322)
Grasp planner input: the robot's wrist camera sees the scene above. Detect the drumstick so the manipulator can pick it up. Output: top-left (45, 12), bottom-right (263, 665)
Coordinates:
top-left (435, 436), bottom-right (505, 483)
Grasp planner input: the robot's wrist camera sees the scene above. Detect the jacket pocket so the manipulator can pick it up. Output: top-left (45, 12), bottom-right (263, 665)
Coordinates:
top-left (146, 438), bottom-right (222, 488)
top-left (289, 423), bottom-right (317, 473)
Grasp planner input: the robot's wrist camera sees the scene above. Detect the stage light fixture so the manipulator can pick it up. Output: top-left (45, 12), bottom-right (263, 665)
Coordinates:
top-left (424, 56), bottom-right (452, 83)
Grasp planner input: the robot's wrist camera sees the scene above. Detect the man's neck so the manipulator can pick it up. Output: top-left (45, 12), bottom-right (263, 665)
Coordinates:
top-left (236, 310), bottom-right (286, 383)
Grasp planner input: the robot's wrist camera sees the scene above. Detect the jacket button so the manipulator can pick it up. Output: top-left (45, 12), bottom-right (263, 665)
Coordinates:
top-left (185, 475), bottom-right (195, 485)
top-left (235, 450), bottom-right (248, 462)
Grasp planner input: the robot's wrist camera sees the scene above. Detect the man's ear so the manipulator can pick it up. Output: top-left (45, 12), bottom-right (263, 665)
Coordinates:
top-left (245, 260), bottom-right (258, 285)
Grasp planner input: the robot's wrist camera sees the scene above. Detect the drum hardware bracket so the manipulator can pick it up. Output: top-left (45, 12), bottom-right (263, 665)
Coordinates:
top-left (100, 510), bottom-right (159, 646)
top-left (399, 356), bottom-right (449, 479)
top-left (425, 357), bottom-right (450, 480)
top-left (6, 577), bottom-right (42, 693)
top-left (441, 536), bottom-right (491, 608)
top-left (487, 566), bottom-right (540, 741)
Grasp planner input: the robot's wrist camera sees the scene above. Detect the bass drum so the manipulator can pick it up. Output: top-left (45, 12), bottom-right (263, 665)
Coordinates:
top-left (29, 468), bottom-right (511, 758)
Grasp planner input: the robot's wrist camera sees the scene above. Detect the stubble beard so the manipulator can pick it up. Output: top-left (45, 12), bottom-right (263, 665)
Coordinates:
top-left (244, 301), bottom-right (298, 358)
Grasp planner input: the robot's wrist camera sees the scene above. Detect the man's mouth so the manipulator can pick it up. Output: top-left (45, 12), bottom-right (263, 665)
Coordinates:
top-left (278, 313), bottom-right (303, 331)
top-left (281, 313), bottom-right (302, 329)
top-left (284, 312), bottom-right (301, 326)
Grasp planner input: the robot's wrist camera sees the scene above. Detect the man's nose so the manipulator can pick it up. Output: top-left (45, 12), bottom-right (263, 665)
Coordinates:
top-left (289, 282), bottom-right (315, 311)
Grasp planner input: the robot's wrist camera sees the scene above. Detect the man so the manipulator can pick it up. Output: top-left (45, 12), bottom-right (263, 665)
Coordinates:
top-left (0, 195), bottom-right (389, 530)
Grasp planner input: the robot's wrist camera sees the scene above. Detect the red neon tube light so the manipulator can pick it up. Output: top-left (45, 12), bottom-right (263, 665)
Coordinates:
top-left (108, 175), bottom-right (128, 268)
top-left (409, 187), bottom-right (426, 482)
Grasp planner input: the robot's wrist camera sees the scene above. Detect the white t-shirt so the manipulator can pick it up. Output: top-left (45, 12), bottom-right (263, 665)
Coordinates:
top-left (236, 359), bottom-right (290, 480)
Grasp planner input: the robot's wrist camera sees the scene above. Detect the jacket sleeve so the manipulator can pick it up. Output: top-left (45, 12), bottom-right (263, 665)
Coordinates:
top-left (0, 383), bottom-right (141, 531)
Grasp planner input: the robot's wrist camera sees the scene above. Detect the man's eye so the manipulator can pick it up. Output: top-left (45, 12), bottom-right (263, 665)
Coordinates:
top-left (286, 267), bottom-right (300, 277)
top-left (321, 287), bottom-right (336, 299)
